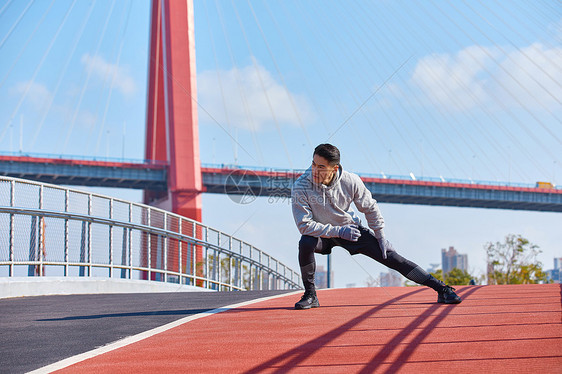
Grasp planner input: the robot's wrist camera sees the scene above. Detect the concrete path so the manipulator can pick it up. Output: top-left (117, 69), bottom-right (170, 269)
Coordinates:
top-left (0, 290), bottom-right (292, 373)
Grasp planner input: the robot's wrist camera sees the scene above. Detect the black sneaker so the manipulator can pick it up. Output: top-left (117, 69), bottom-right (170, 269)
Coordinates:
top-left (437, 285), bottom-right (462, 304)
top-left (294, 290), bottom-right (320, 310)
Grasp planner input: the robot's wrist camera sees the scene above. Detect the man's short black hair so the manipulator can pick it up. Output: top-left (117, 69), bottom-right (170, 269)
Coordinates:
top-left (314, 143), bottom-right (340, 165)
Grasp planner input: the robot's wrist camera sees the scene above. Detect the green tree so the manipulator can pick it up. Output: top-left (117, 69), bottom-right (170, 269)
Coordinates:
top-left (431, 269), bottom-right (444, 282)
top-left (430, 268), bottom-right (477, 285)
top-left (485, 234), bottom-right (549, 285)
top-left (445, 268), bottom-right (474, 285)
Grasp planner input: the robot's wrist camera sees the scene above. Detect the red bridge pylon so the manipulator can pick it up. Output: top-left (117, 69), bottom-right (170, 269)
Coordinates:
top-left (144, 0), bottom-right (202, 223)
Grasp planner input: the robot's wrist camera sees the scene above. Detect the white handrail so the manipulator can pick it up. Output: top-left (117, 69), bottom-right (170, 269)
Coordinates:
top-left (0, 176), bottom-right (301, 291)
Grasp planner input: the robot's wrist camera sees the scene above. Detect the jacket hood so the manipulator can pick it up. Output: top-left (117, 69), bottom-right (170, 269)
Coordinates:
top-left (304, 164), bottom-right (343, 190)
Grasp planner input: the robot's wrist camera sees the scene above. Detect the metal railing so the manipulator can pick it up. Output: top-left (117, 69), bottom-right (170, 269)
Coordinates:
top-left (0, 176), bottom-right (301, 291)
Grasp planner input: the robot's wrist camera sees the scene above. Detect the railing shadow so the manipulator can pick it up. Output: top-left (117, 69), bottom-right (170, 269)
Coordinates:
top-left (361, 286), bottom-right (481, 373)
top-left (35, 305), bottom-right (299, 322)
top-left (243, 287), bottom-right (482, 374)
top-left (36, 308), bottom-right (221, 321)
top-left (244, 288), bottom-right (427, 374)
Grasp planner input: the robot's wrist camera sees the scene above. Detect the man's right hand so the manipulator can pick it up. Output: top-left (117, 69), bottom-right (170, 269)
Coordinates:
top-left (339, 224), bottom-right (361, 241)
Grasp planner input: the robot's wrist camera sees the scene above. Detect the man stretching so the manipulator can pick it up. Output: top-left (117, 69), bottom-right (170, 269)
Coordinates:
top-left (291, 143), bottom-right (461, 309)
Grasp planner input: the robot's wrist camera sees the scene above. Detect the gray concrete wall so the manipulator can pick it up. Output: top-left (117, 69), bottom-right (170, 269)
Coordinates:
top-left (0, 277), bottom-right (214, 299)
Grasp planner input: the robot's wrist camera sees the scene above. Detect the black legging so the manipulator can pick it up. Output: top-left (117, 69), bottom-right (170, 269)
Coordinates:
top-left (298, 226), bottom-right (430, 290)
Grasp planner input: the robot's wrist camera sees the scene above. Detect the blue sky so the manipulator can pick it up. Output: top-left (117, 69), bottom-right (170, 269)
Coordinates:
top-left (0, 0), bottom-right (561, 287)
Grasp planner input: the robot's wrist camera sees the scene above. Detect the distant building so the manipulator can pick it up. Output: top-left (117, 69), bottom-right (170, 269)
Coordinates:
top-left (442, 246), bottom-right (468, 274)
top-left (316, 265), bottom-right (333, 288)
top-left (547, 257), bottom-right (562, 283)
top-left (487, 262), bottom-right (496, 285)
top-left (548, 269), bottom-right (560, 283)
top-left (379, 269), bottom-right (403, 287)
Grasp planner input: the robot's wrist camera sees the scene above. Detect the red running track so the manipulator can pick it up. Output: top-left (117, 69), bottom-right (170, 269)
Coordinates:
top-left (51, 284), bottom-right (561, 373)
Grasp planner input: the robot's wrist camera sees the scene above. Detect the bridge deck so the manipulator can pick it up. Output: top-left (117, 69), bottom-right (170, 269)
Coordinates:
top-left (4, 284), bottom-right (560, 373)
top-left (2, 156), bottom-right (562, 211)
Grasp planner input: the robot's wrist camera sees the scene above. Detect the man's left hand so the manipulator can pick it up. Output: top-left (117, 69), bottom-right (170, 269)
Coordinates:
top-left (377, 238), bottom-right (393, 260)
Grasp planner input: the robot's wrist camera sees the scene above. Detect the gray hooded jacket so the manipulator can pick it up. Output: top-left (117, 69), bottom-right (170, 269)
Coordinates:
top-left (291, 165), bottom-right (385, 239)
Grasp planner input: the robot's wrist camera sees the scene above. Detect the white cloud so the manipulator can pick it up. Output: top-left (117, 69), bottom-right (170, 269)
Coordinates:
top-left (13, 81), bottom-right (53, 110)
top-left (411, 46), bottom-right (497, 111)
top-left (12, 80), bottom-right (97, 127)
top-left (494, 43), bottom-right (562, 111)
top-left (197, 61), bottom-right (316, 131)
top-left (410, 43), bottom-right (562, 112)
top-left (81, 53), bottom-right (136, 97)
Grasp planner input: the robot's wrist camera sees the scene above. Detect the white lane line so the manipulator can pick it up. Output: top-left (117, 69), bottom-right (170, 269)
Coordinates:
top-left (28, 291), bottom-right (301, 374)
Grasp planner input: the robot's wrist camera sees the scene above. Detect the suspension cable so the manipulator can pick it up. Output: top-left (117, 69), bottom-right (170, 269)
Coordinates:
top-left (246, 0), bottom-right (312, 149)
top-left (230, 0), bottom-right (294, 168)
top-left (94, 0), bottom-right (133, 155)
top-left (0, 0), bottom-right (76, 144)
top-left (0, 0), bottom-right (34, 51)
top-left (450, 1), bottom-right (562, 132)
top-left (201, 0), bottom-right (238, 165)
top-left (358, 0), bottom-right (509, 180)
top-left (384, 0), bottom-right (530, 181)
top-left (29, 0), bottom-right (97, 150)
top-left (412, 1), bottom-right (555, 177)
top-left (214, 0), bottom-right (263, 165)
top-left (0, 0), bottom-right (55, 90)
top-left (61, 0), bottom-right (117, 153)
top-left (425, 0), bottom-right (561, 166)
top-left (0, 0), bottom-right (14, 18)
